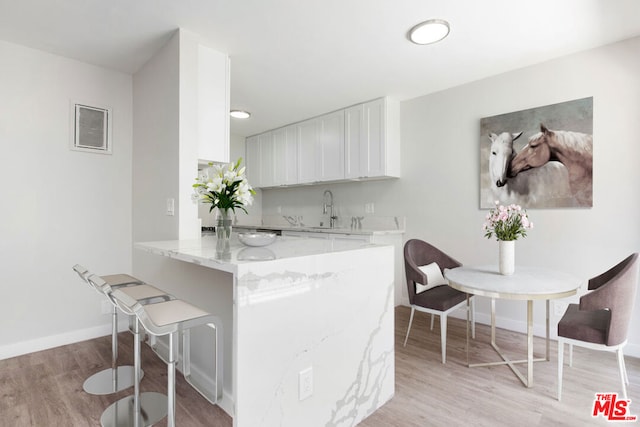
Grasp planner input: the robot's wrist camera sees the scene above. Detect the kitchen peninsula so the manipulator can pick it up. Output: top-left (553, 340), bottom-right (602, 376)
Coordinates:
top-left (134, 234), bottom-right (395, 427)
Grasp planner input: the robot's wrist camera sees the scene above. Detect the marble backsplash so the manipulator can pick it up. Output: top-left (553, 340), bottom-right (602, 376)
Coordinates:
top-left (232, 214), bottom-right (405, 231)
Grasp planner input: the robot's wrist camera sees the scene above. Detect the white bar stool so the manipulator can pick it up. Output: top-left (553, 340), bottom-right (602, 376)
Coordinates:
top-left (73, 265), bottom-right (149, 395)
top-left (110, 288), bottom-right (223, 427)
top-left (87, 274), bottom-right (171, 427)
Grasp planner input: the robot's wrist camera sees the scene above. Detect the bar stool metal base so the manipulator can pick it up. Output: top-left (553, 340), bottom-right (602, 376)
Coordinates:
top-left (83, 366), bottom-right (144, 395)
top-left (100, 391), bottom-right (167, 427)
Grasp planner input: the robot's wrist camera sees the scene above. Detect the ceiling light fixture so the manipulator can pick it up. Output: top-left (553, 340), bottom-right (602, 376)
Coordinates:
top-left (230, 110), bottom-right (251, 119)
top-left (408, 19), bottom-right (450, 45)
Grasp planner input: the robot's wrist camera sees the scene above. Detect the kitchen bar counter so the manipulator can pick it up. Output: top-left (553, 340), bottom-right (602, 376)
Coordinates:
top-left (134, 235), bottom-right (395, 427)
top-left (136, 234), bottom-right (380, 273)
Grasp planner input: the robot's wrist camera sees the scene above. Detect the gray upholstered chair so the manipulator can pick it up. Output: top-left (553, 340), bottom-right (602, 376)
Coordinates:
top-left (557, 253), bottom-right (639, 401)
top-left (403, 239), bottom-right (475, 363)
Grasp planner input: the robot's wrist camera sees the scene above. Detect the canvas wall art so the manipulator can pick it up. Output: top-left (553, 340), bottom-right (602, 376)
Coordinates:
top-left (479, 97), bottom-right (593, 209)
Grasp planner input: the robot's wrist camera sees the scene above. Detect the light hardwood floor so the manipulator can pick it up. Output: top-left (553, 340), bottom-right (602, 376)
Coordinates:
top-left (1, 306), bottom-right (637, 426)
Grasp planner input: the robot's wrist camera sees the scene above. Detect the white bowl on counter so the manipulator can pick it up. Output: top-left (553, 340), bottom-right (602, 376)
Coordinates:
top-left (238, 232), bottom-right (277, 247)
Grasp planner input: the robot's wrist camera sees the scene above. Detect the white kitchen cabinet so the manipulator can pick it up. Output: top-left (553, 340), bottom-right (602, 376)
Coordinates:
top-left (197, 44), bottom-right (230, 164)
top-left (273, 125), bottom-right (298, 185)
top-left (246, 131), bottom-right (276, 188)
top-left (246, 97), bottom-right (398, 188)
top-left (245, 135), bottom-right (261, 188)
top-left (316, 110), bottom-right (345, 181)
top-left (296, 119), bottom-right (319, 184)
top-left (296, 110), bottom-right (344, 184)
top-left (259, 132), bottom-right (275, 187)
top-left (247, 126), bottom-right (297, 189)
top-left (345, 97), bottom-right (400, 179)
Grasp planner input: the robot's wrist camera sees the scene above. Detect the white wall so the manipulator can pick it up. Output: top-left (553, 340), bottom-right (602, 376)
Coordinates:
top-left (0, 40), bottom-right (133, 359)
top-left (261, 36), bottom-right (640, 356)
top-left (131, 31), bottom-right (236, 413)
top-left (132, 31), bottom-right (180, 242)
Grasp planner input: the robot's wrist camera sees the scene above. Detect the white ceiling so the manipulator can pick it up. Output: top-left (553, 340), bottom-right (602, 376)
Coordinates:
top-left (1, 0), bottom-right (640, 137)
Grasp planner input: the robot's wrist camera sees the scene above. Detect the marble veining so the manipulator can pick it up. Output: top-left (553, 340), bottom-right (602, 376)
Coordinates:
top-left (237, 270), bottom-right (333, 295)
top-left (327, 284), bottom-right (394, 426)
top-left (135, 237), bottom-right (395, 427)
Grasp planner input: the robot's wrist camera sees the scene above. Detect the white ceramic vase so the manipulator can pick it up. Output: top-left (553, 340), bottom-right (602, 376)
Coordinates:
top-left (498, 240), bottom-right (515, 275)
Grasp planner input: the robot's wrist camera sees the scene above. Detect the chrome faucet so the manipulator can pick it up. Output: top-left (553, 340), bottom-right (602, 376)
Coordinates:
top-left (322, 190), bottom-right (337, 228)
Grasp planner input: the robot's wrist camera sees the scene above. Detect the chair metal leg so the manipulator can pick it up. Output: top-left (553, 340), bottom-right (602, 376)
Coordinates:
top-left (403, 307), bottom-right (415, 347)
top-left (557, 339), bottom-right (564, 401)
top-left (617, 349), bottom-right (628, 399)
top-left (470, 297), bottom-right (476, 339)
top-left (168, 332), bottom-right (178, 427)
top-left (440, 313), bottom-right (447, 364)
top-left (621, 350), bottom-right (629, 385)
top-left (569, 344), bottom-right (573, 367)
top-left (112, 306), bottom-right (118, 369)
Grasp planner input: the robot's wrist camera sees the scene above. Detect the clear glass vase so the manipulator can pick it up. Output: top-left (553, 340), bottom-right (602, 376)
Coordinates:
top-left (215, 208), bottom-right (232, 259)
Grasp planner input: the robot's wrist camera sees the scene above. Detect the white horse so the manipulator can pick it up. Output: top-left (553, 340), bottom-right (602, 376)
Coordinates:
top-left (488, 131), bottom-right (574, 207)
top-left (510, 124), bottom-right (593, 206)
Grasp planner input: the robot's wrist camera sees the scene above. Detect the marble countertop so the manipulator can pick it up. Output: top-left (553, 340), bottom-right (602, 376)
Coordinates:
top-left (136, 234), bottom-right (387, 274)
top-left (229, 224), bottom-right (404, 236)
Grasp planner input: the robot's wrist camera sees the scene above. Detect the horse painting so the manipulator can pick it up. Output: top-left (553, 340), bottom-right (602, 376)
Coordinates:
top-left (509, 124), bottom-right (593, 206)
top-left (488, 131), bottom-right (573, 207)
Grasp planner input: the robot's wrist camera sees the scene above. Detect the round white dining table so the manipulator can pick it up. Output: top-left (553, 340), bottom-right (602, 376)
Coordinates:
top-left (445, 265), bottom-right (582, 388)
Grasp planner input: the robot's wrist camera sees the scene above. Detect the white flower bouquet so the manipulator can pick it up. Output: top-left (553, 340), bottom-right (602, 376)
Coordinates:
top-left (483, 201), bottom-right (533, 241)
top-left (192, 158), bottom-right (255, 214)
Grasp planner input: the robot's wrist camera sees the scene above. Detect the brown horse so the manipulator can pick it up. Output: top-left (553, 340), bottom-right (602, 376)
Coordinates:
top-left (509, 124), bottom-right (593, 206)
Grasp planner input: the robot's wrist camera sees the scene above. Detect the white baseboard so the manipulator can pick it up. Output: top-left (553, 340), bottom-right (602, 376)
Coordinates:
top-left (0, 319), bottom-right (129, 361)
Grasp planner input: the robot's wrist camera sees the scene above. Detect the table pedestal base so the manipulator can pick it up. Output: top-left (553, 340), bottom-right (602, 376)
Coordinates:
top-left (466, 297), bottom-right (551, 388)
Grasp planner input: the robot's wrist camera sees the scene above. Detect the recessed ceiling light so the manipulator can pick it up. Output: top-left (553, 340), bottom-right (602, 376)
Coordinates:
top-left (230, 110), bottom-right (251, 119)
top-left (408, 19), bottom-right (450, 45)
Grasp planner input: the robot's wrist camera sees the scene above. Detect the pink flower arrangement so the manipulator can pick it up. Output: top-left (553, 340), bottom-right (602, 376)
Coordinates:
top-left (483, 201), bottom-right (533, 241)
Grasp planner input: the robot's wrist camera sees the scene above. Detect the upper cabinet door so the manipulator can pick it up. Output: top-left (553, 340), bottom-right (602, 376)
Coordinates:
top-left (345, 103), bottom-right (364, 179)
top-left (259, 132), bottom-right (275, 188)
top-left (296, 119), bottom-right (319, 184)
top-left (362, 98), bottom-right (385, 177)
top-left (317, 110), bottom-right (345, 181)
top-left (273, 125), bottom-right (298, 186)
top-left (345, 98), bottom-right (398, 179)
top-left (197, 45), bottom-right (230, 164)
top-left (245, 135), bottom-right (261, 188)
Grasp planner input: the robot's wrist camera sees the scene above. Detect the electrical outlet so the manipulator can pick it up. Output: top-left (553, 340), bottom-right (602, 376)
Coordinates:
top-left (101, 300), bottom-right (112, 315)
top-left (365, 202), bottom-right (375, 214)
top-left (299, 367), bottom-right (313, 401)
